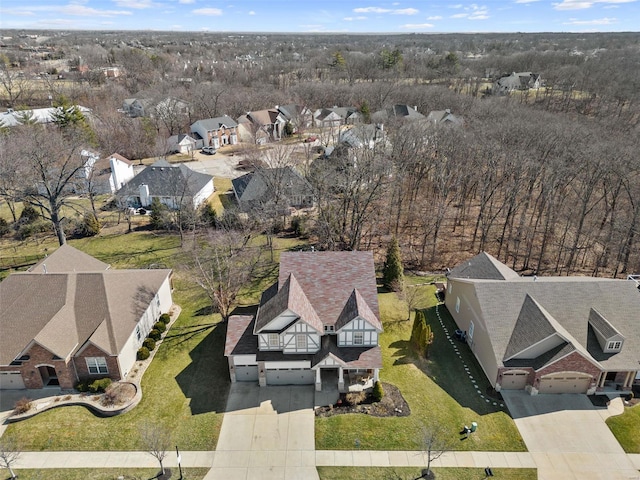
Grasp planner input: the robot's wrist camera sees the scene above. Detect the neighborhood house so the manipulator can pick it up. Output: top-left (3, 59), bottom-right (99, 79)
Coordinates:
top-left (0, 245), bottom-right (173, 390)
top-left (225, 251), bottom-right (383, 392)
top-left (445, 252), bottom-right (640, 395)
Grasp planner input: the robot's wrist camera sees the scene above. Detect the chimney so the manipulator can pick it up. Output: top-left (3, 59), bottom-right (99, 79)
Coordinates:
top-left (139, 184), bottom-right (150, 207)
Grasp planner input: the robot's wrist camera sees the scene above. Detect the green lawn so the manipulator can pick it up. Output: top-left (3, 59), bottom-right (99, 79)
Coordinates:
top-left (7, 468), bottom-right (210, 480)
top-left (606, 403), bottom-right (640, 453)
top-left (315, 278), bottom-right (526, 452)
top-left (317, 467), bottom-right (537, 480)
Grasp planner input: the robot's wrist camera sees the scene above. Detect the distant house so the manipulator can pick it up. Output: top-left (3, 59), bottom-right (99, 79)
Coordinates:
top-left (231, 166), bottom-right (315, 212)
top-left (446, 252), bottom-right (640, 396)
top-left (314, 106), bottom-right (361, 127)
top-left (338, 124), bottom-right (385, 149)
top-left (372, 104), bottom-right (425, 122)
top-left (90, 153), bottom-right (136, 194)
top-left (0, 245), bottom-right (173, 390)
top-left (277, 104), bottom-right (313, 131)
top-left (116, 159), bottom-right (214, 209)
top-left (237, 109), bottom-right (288, 144)
top-left (0, 105), bottom-right (92, 128)
top-left (190, 116), bottom-right (238, 149)
top-left (225, 251), bottom-right (383, 391)
top-left (166, 134), bottom-right (197, 155)
top-left (426, 109), bottom-right (464, 126)
top-left (122, 98), bottom-right (152, 118)
top-left (493, 72), bottom-right (541, 95)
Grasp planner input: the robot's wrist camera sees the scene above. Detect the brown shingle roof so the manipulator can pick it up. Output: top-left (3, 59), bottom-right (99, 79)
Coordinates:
top-left (225, 315), bottom-right (257, 356)
top-left (29, 244), bottom-right (109, 273)
top-left (312, 335), bottom-right (382, 368)
top-left (335, 289), bottom-right (382, 331)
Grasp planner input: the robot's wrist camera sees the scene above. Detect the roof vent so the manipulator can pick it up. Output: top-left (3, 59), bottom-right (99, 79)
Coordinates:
top-left (42, 264), bottom-right (47, 274)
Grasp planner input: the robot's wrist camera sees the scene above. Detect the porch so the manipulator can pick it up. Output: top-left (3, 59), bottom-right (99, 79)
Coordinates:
top-left (313, 366), bottom-right (378, 394)
top-left (594, 370), bottom-right (636, 394)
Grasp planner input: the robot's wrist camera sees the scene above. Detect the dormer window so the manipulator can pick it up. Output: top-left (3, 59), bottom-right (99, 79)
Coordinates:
top-left (607, 340), bottom-right (622, 351)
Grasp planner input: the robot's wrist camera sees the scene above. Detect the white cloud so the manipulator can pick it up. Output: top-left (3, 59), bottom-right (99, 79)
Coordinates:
top-left (427, 15), bottom-right (443, 19)
top-left (3, 3), bottom-right (132, 17)
top-left (515, 0), bottom-right (540, 3)
top-left (353, 6), bottom-right (419, 15)
top-left (402, 23), bottom-right (435, 28)
top-left (553, 0), bottom-right (635, 10)
top-left (178, 0), bottom-right (195, 4)
top-left (563, 16), bottom-right (617, 23)
top-left (343, 16), bottom-right (367, 21)
top-left (192, 7), bottom-right (223, 15)
top-left (449, 4), bottom-right (489, 19)
top-left (113, 0), bottom-right (157, 8)
top-left (249, 10), bottom-right (256, 15)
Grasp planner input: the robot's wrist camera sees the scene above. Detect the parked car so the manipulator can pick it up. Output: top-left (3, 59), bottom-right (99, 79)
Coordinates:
top-left (201, 146), bottom-right (217, 155)
top-left (304, 135), bottom-right (318, 143)
top-left (236, 158), bottom-right (265, 171)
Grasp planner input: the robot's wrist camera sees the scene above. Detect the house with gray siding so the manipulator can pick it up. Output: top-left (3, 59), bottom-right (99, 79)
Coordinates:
top-left (445, 252), bottom-right (640, 395)
top-left (225, 251), bottom-right (383, 391)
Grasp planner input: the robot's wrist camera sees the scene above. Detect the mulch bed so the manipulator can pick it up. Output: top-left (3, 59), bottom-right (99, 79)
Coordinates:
top-left (315, 382), bottom-right (410, 417)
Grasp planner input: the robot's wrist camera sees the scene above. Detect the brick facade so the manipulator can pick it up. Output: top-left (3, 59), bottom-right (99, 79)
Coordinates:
top-left (73, 343), bottom-right (122, 383)
top-left (0, 343), bottom-right (76, 389)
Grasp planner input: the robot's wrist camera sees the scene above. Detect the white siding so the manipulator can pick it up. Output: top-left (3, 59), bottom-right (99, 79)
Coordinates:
top-left (233, 354), bottom-right (257, 365)
top-left (337, 317), bottom-right (378, 347)
top-left (258, 333), bottom-right (282, 351)
top-left (282, 322), bottom-right (320, 353)
top-left (258, 310), bottom-right (298, 332)
top-left (264, 360), bottom-right (310, 369)
top-left (192, 179), bottom-right (215, 208)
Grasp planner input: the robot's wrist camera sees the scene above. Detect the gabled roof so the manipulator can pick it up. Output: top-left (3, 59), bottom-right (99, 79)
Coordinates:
top-left (372, 105), bottom-right (425, 122)
top-left (247, 109), bottom-right (284, 126)
top-left (339, 124), bottom-right (384, 148)
top-left (588, 308), bottom-right (623, 340)
top-left (312, 335), bottom-right (382, 369)
top-left (448, 251), bottom-right (520, 280)
top-left (335, 289), bottom-right (382, 332)
top-left (108, 153), bottom-right (133, 165)
top-left (116, 162), bottom-right (212, 199)
top-left (277, 104), bottom-right (308, 121)
top-left (426, 109), bottom-right (463, 126)
top-left (278, 251), bottom-right (379, 328)
top-left (231, 166), bottom-right (312, 205)
top-left (254, 274), bottom-right (323, 334)
top-left (29, 244), bottom-right (109, 273)
top-left (192, 115), bottom-right (238, 131)
top-left (503, 294), bottom-right (559, 360)
top-left (0, 251), bottom-right (171, 365)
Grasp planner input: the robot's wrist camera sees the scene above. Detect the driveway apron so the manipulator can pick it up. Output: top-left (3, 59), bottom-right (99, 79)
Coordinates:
top-left (502, 391), bottom-right (638, 480)
top-left (205, 383), bottom-right (319, 480)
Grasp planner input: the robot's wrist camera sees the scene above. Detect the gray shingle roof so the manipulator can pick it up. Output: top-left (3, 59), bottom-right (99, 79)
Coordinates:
top-left (116, 162), bottom-right (212, 199)
top-left (448, 252), bottom-right (520, 280)
top-left (231, 167), bottom-right (312, 205)
top-left (29, 244), bottom-right (109, 273)
top-left (192, 115), bottom-right (238, 130)
top-left (503, 294), bottom-right (558, 360)
top-left (312, 335), bottom-right (383, 368)
top-left (588, 308), bottom-right (623, 340)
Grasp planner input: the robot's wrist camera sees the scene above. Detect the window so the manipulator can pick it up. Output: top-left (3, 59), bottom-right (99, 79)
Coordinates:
top-left (86, 357), bottom-right (108, 375)
top-left (468, 321), bottom-right (475, 340)
top-left (268, 333), bottom-right (279, 348)
top-left (324, 325), bottom-right (335, 333)
top-left (455, 297), bottom-right (460, 313)
top-left (353, 332), bottom-right (364, 345)
top-left (296, 334), bottom-right (307, 349)
top-left (136, 326), bottom-right (142, 342)
top-left (607, 341), bottom-right (622, 350)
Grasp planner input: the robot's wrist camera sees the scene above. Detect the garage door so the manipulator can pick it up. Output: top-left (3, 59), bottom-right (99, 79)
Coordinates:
top-left (539, 373), bottom-right (591, 394)
top-left (235, 366), bottom-right (259, 382)
top-left (266, 369), bottom-right (314, 385)
top-left (501, 371), bottom-right (528, 390)
top-left (0, 371), bottom-right (26, 389)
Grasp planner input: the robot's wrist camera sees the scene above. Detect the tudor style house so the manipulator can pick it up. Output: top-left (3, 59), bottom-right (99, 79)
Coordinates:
top-left (0, 245), bottom-right (173, 390)
top-left (445, 252), bottom-right (640, 395)
top-left (225, 251), bottom-right (383, 391)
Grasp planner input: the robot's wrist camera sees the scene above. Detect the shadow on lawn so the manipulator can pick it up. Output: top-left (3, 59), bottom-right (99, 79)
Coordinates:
top-left (174, 321), bottom-right (230, 415)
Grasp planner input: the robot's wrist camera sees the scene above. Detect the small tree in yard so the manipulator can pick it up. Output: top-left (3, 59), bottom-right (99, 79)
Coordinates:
top-left (383, 236), bottom-right (404, 291)
top-left (0, 437), bottom-right (21, 479)
top-left (372, 380), bottom-right (384, 402)
top-left (411, 310), bottom-right (434, 358)
top-left (141, 422), bottom-right (171, 477)
top-left (421, 421), bottom-right (452, 479)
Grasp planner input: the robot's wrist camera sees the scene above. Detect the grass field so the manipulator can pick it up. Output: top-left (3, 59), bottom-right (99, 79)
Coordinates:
top-left (7, 468), bottom-right (210, 480)
top-left (606, 403), bottom-right (640, 453)
top-left (315, 277), bottom-right (526, 452)
top-left (1, 229), bottom-right (306, 451)
top-left (317, 466), bottom-right (537, 480)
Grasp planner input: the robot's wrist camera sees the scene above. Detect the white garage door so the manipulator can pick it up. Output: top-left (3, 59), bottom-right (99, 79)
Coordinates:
top-left (501, 371), bottom-right (528, 390)
top-left (266, 369), bottom-right (314, 385)
top-left (0, 371), bottom-right (26, 389)
top-left (539, 373), bottom-right (591, 394)
top-left (235, 366), bottom-right (259, 382)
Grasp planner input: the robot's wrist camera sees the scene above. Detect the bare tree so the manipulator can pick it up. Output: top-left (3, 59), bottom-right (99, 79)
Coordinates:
top-left (421, 421), bottom-right (452, 479)
top-left (0, 437), bottom-right (21, 480)
top-left (141, 422), bottom-right (171, 478)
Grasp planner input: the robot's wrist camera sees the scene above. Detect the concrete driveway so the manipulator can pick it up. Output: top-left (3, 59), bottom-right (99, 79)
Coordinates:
top-left (205, 383), bottom-right (319, 480)
top-left (502, 391), bottom-right (638, 480)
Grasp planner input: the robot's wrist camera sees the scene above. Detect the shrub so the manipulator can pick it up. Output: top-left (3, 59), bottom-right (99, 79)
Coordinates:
top-left (137, 346), bottom-right (150, 360)
top-left (148, 329), bottom-right (162, 341)
top-left (346, 391), bottom-right (367, 406)
top-left (159, 313), bottom-right (171, 324)
top-left (19, 204), bottom-right (40, 224)
top-left (143, 337), bottom-right (156, 351)
top-left (14, 397), bottom-right (33, 414)
top-left (372, 381), bottom-right (384, 402)
top-left (72, 212), bottom-right (101, 238)
top-left (0, 217), bottom-right (9, 236)
top-left (75, 381), bottom-right (89, 392)
top-left (89, 377), bottom-right (112, 393)
top-left (291, 216), bottom-right (308, 237)
top-left (15, 219), bottom-right (50, 240)
top-left (382, 236), bottom-right (404, 291)
top-left (101, 383), bottom-right (130, 407)
top-left (153, 321), bottom-right (166, 333)
top-left (199, 202), bottom-right (218, 228)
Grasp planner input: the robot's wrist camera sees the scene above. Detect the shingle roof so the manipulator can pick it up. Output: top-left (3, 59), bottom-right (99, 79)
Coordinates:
top-left (448, 252), bottom-right (520, 280)
top-left (225, 315), bottom-right (257, 356)
top-left (278, 251), bottom-right (379, 328)
top-left (312, 335), bottom-right (383, 369)
top-left (192, 115), bottom-right (237, 130)
top-left (503, 294), bottom-right (558, 360)
top-left (116, 162), bottom-right (212, 199)
top-left (29, 244), bottom-right (110, 273)
top-left (0, 266), bottom-right (171, 365)
top-left (588, 308), bottom-right (623, 340)
top-left (109, 153), bottom-right (133, 165)
top-left (335, 289), bottom-right (382, 331)
top-left (232, 167), bottom-right (312, 204)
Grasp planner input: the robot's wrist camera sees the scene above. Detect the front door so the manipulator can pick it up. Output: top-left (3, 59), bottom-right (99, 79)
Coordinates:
top-left (38, 365), bottom-right (59, 387)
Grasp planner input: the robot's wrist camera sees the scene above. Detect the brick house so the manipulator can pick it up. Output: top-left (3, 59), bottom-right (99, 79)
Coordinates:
top-left (225, 251), bottom-right (383, 392)
top-left (445, 252), bottom-right (640, 395)
top-left (190, 116), bottom-right (238, 149)
top-left (0, 245), bottom-right (173, 390)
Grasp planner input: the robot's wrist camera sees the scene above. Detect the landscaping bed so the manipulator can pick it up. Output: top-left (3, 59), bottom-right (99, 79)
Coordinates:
top-left (315, 382), bottom-right (410, 418)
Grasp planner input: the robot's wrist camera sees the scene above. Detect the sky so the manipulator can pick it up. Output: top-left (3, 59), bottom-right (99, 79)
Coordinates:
top-left (0, 0), bottom-right (638, 33)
